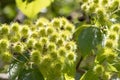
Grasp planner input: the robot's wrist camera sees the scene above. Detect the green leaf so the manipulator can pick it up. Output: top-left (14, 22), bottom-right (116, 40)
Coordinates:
top-left (9, 62), bottom-right (44, 80)
top-left (80, 70), bottom-right (99, 80)
top-left (16, 0), bottom-right (53, 18)
top-left (19, 67), bottom-right (44, 80)
top-left (107, 63), bottom-right (118, 72)
top-left (74, 25), bottom-right (90, 41)
top-left (77, 27), bottom-right (102, 57)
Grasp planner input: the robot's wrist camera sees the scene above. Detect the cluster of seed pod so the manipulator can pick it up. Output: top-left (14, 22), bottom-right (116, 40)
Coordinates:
top-left (94, 24), bottom-right (120, 79)
top-left (80, 0), bottom-right (120, 15)
top-left (0, 17), bottom-right (77, 79)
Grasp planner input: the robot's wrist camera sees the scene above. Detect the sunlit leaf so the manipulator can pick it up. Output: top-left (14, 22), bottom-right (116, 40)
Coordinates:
top-left (16, 0), bottom-right (53, 18)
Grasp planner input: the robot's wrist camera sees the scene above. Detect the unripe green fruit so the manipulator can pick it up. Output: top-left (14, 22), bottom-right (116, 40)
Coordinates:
top-left (50, 50), bottom-right (58, 59)
top-left (46, 27), bottom-right (54, 35)
top-left (107, 52), bottom-right (117, 62)
top-left (50, 32), bottom-right (59, 42)
top-left (39, 27), bottom-right (46, 36)
top-left (58, 47), bottom-right (66, 56)
top-left (40, 37), bottom-right (48, 45)
top-left (67, 52), bottom-right (75, 60)
top-left (60, 31), bottom-right (71, 40)
top-left (52, 18), bottom-right (61, 28)
top-left (0, 39), bottom-right (9, 50)
top-left (10, 33), bottom-right (21, 42)
top-left (27, 38), bottom-right (35, 48)
top-left (54, 63), bottom-right (62, 70)
top-left (48, 42), bottom-right (56, 51)
top-left (88, 3), bottom-right (96, 13)
top-left (65, 41), bottom-right (77, 51)
top-left (65, 42), bottom-right (73, 51)
top-left (60, 17), bottom-right (68, 26)
top-left (96, 8), bottom-right (105, 17)
top-left (31, 32), bottom-right (38, 38)
top-left (11, 23), bottom-right (19, 32)
top-left (81, 4), bottom-right (88, 11)
top-left (109, 0), bottom-right (119, 11)
top-left (21, 25), bottom-right (29, 36)
top-left (108, 32), bottom-right (117, 40)
top-left (34, 41), bottom-right (43, 51)
top-left (101, 0), bottom-right (108, 5)
top-left (65, 24), bottom-right (75, 33)
top-left (93, 0), bottom-right (99, 3)
top-left (112, 24), bottom-right (120, 32)
top-left (1, 24), bottom-right (9, 35)
top-left (31, 50), bottom-right (41, 63)
top-left (14, 43), bottom-right (23, 53)
top-left (36, 17), bottom-right (49, 27)
top-left (57, 38), bottom-right (64, 46)
top-left (1, 52), bottom-right (12, 63)
top-left (105, 40), bottom-right (114, 48)
top-left (94, 64), bottom-right (104, 74)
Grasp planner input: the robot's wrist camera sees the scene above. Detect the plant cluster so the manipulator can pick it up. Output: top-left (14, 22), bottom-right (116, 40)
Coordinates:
top-left (77, 0), bottom-right (120, 79)
top-left (0, 17), bottom-right (77, 80)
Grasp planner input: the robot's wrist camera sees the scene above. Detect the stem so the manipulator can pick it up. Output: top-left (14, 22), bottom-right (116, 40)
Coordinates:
top-left (76, 57), bottom-right (85, 74)
top-left (12, 56), bottom-right (23, 63)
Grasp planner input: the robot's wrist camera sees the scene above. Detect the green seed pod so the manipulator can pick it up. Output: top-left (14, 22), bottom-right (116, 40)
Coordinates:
top-left (1, 51), bottom-right (12, 63)
top-left (60, 17), bottom-right (68, 26)
top-left (108, 0), bottom-right (119, 11)
top-left (46, 27), bottom-right (55, 35)
top-left (107, 52), bottom-right (117, 62)
top-left (108, 32), bottom-right (117, 40)
top-left (36, 17), bottom-right (49, 27)
top-left (10, 33), bottom-right (21, 42)
top-left (65, 23), bottom-right (75, 33)
top-left (101, 0), bottom-right (108, 5)
top-left (50, 32), bottom-right (59, 42)
top-left (65, 41), bottom-right (77, 51)
top-left (40, 37), bottom-right (48, 45)
top-left (39, 27), bottom-right (46, 36)
top-left (67, 52), bottom-right (75, 61)
top-left (93, 0), bottom-right (99, 3)
top-left (88, 3), bottom-right (97, 13)
top-left (48, 42), bottom-right (56, 51)
top-left (34, 41), bottom-right (43, 51)
top-left (54, 63), bottom-right (62, 71)
top-left (41, 56), bottom-right (51, 67)
top-left (52, 18), bottom-right (61, 28)
top-left (1, 24), bottom-right (9, 35)
top-left (31, 32), bottom-right (38, 38)
top-left (0, 39), bottom-right (9, 50)
top-left (60, 31), bottom-right (71, 40)
top-left (11, 23), bottom-right (19, 32)
top-left (111, 24), bottom-right (120, 32)
top-left (27, 38), bottom-right (35, 48)
top-left (49, 50), bottom-right (58, 59)
top-left (58, 47), bottom-right (66, 57)
top-left (96, 8), bottom-right (105, 17)
top-left (81, 4), bottom-right (88, 11)
top-left (31, 50), bottom-right (41, 63)
top-left (105, 40), bottom-right (114, 48)
top-left (57, 38), bottom-right (64, 46)
top-left (94, 64), bottom-right (104, 74)
top-left (21, 25), bottom-right (29, 36)
top-left (14, 43), bottom-right (23, 53)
